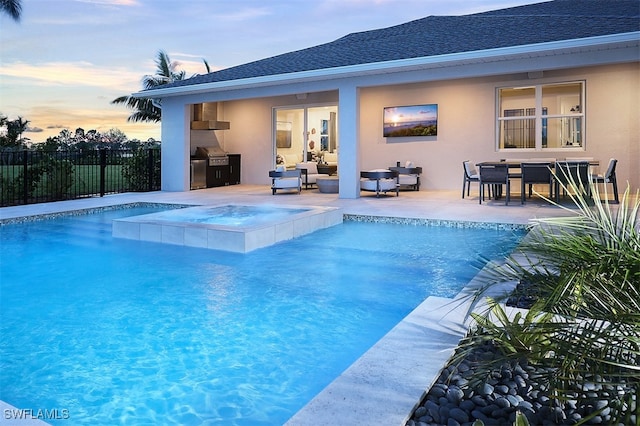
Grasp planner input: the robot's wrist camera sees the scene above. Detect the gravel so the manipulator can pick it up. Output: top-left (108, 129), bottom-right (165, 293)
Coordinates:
top-left (405, 341), bottom-right (638, 426)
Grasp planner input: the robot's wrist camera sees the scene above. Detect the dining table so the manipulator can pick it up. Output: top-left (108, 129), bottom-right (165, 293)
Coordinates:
top-left (475, 159), bottom-right (599, 200)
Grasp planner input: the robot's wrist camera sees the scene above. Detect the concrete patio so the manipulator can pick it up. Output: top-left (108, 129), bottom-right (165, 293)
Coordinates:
top-left (0, 183), bottom-right (582, 225)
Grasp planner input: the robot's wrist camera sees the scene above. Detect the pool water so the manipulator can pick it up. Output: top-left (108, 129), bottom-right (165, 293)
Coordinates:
top-left (0, 207), bottom-right (525, 425)
top-left (155, 204), bottom-right (311, 226)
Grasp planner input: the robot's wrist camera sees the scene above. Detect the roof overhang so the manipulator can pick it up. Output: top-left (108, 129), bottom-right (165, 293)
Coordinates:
top-left (133, 32), bottom-right (640, 99)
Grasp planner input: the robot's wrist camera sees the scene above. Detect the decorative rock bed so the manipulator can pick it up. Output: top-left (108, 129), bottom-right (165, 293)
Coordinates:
top-left (406, 340), bottom-right (637, 426)
top-left (406, 276), bottom-right (637, 426)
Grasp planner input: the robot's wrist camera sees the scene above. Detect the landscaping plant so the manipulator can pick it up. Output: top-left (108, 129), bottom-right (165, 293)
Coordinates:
top-left (458, 178), bottom-right (639, 424)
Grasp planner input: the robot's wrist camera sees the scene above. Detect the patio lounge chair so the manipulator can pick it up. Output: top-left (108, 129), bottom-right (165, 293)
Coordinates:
top-left (269, 167), bottom-right (302, 194)
top-left (390, 162), bottom-right (422, 191)
top-left (360, 169), bottom-right (399, 197)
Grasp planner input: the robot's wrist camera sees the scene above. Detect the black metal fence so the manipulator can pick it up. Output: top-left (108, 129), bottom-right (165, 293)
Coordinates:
top-left (0, 148), bottom-right (161, 207)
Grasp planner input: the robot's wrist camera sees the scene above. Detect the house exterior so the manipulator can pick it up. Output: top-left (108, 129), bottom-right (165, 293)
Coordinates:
top-left (136, 0), bottom-right (640, 198)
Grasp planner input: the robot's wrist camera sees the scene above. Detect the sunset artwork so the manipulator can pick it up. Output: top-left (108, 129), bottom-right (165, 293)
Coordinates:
top-left (383, 104), bottom-right (438, 137)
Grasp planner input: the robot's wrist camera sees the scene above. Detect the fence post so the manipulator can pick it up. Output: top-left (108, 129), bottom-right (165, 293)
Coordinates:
top-left (147, 148), bottom-right (154, 192)
top-left (22, 150), bottom-right (28, 205)
top-left (99, 149), bottom-right (106, 197)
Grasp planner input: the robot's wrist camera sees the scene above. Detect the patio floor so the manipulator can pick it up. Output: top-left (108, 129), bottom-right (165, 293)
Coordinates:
top-left (0, 184), bottom-right (580, 224)
top-left (0, 185), bottom-right (613, 425)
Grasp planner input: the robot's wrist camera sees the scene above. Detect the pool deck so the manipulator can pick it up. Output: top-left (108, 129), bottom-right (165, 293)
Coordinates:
top-left (0, 185), bottom-right (611, 425)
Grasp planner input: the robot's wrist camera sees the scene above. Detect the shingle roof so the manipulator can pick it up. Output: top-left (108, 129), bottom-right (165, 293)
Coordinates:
top-left (151, 0), bottom-right (639, 91)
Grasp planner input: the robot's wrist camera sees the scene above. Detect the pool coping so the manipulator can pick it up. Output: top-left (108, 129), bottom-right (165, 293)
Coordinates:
top-left (0, 202), bottom-right (529, 425)
top-left (285, 294), bottom-right (474, 426)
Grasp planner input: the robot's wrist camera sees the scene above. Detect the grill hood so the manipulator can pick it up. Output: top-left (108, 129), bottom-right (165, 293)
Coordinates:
top-left (191, 103), bottom-right (230, 130)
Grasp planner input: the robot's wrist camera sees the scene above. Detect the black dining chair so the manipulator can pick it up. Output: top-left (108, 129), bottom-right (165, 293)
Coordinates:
top-left (478, 163), bottom-right (510, 205)
top-left (554, 161), bottom-right (591, 203)
top-left (520, 162), bottom-right (553, 204)
top-left (592, 158), bottom-right (619, 203)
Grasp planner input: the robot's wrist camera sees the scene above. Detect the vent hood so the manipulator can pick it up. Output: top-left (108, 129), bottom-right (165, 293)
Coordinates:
top-left (191, 103), bottom-right (230, 130)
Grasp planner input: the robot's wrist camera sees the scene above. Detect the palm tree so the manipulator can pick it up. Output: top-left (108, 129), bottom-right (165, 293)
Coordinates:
top-left (112, 50), bottom-right (210, 123)
top-left (6, 116), bottom-right (29, 145)
top-left (1, 0), bottom-right (22, 21)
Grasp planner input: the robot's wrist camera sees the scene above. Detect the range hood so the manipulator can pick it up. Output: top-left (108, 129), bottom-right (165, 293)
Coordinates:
top-left (191, 103), bottom-right (230, 130)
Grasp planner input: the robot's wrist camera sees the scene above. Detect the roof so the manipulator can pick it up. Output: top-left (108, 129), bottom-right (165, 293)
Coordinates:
top-left (146, 0), bottom-right (640, 93)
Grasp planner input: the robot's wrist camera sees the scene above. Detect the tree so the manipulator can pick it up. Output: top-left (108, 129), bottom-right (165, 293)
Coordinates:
top-left (112, 49), bottom-right (210, 123)
top-left (0, 0), bottom-right (22, 22)
top-left (1, 116), bottom-right (29, 148)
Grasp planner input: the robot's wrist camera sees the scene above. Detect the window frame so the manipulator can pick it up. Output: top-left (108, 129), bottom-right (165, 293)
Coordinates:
top-left (496, 81), bottom-right (585, 152)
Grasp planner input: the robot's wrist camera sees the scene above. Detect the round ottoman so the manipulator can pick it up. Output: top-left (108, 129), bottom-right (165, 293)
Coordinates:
top-left (316, 176), bottom-right (339, 193)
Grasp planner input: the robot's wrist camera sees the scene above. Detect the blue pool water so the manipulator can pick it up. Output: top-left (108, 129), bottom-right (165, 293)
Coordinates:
top-left (144, 204), bottom-right (312, 226)
top-left (0, 207), bottom-right (525, 425)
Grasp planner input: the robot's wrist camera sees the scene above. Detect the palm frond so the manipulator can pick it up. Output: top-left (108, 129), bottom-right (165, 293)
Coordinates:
top-left (457, 180), bottom-right (640, 423)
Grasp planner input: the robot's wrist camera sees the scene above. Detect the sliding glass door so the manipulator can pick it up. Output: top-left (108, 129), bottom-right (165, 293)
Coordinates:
top-left (274, 105), bottom-right (338, 169)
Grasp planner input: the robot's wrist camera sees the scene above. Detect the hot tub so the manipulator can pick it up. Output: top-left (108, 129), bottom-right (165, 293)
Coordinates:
top-left (112, 204), bottom-right (343, 253)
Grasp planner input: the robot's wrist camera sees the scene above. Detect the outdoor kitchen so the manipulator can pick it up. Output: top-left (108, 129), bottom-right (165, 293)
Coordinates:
top-left (190, 102), bottom-right (240, 189)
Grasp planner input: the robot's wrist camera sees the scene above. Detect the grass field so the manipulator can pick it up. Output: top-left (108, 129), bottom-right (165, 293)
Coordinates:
top-left (1, 164), bottom-right (128, 205)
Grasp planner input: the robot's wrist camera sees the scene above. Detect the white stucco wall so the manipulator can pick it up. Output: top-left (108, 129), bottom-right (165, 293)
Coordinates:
top-left (164, 62), bottom-right (638, 194)
top-left (357, 63), bottom-right (639, 191)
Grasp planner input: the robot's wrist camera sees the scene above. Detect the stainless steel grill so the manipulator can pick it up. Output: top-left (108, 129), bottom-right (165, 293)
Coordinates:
top-left (194, 146), bottom-right (229, 166)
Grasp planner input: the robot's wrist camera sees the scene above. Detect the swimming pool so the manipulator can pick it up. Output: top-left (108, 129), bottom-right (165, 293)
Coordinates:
top-left (0, 206), bottom-right (526, 425)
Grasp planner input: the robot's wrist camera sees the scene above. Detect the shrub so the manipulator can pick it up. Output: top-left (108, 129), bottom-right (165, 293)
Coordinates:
top-left (459, 180), bottom-right (640, 424)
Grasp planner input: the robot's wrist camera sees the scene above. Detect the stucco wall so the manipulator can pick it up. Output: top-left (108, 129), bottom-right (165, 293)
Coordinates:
top-left (213, 62), bottom-right (638, 192)
top-left (358, 62), bottom-right (639, 191)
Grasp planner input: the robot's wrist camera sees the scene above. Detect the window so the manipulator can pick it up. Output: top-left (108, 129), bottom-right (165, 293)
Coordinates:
top-left (497, 81), bottom-right (584, 151)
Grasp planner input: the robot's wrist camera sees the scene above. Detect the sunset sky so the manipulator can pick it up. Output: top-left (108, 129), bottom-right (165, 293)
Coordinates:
top-left (0, 0), bottom-right (539, 143)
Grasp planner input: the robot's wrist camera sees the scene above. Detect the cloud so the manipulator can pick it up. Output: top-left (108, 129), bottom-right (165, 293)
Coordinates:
top-left (0, 61), bottom-right (144, 92)
top-left (73, 0), bottom-right (141, 6)
top-left (25, 127), bottom-right (44, 133)
top-left (24, 104), bottom-right (160, 142)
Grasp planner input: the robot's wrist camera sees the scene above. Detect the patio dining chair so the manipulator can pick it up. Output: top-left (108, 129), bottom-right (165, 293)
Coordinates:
top-left (478, 163), bottom-right (510, 205)
top-left (592, 158), bottom-right (619, 203)
top-left (462, 160), bottom-right (483, 199)
top-left (520, 162), bottom-right (553, 204)
top-left (554, 161), bottom-right (591, 203)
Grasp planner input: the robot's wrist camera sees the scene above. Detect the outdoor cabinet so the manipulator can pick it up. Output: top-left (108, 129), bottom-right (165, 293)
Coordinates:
top-left (207, 165), bottom-right (229, 187)
top-left (228, 154), bottom-right (241, 185)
